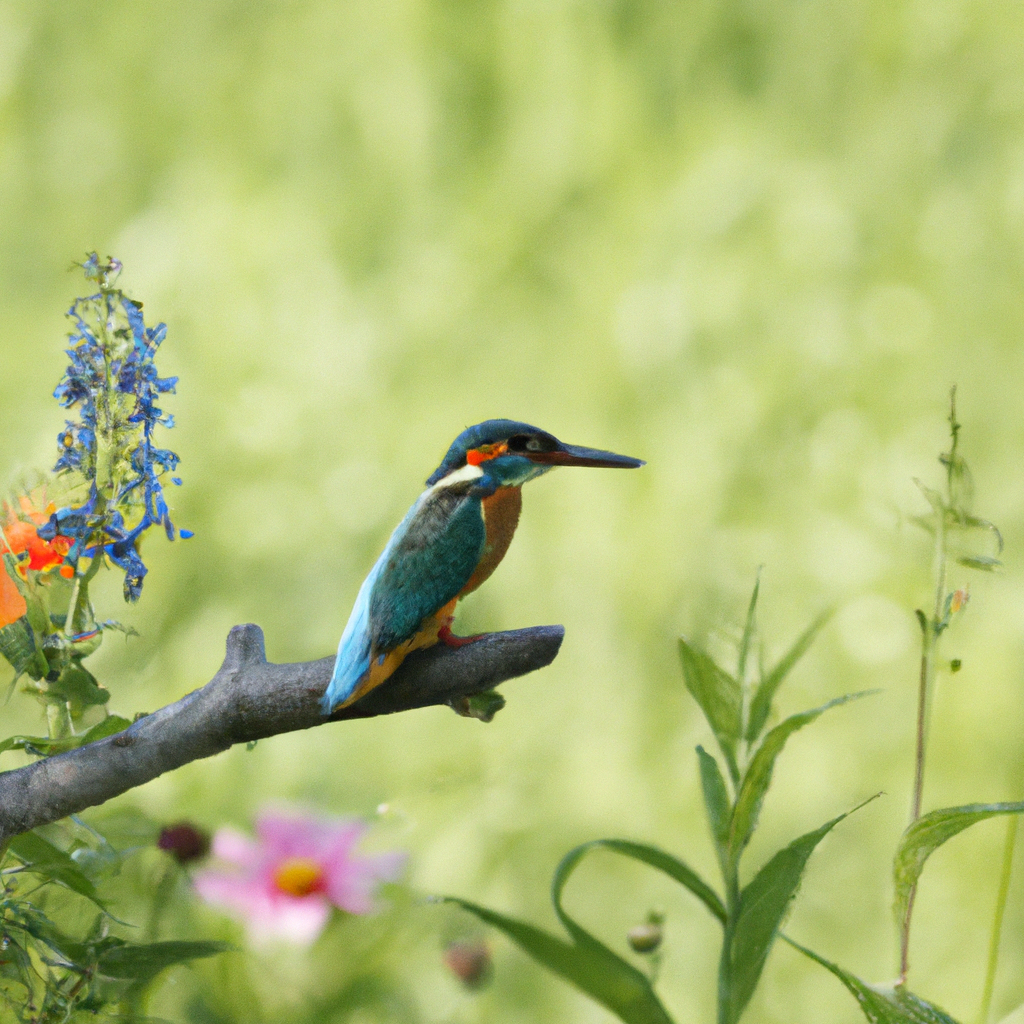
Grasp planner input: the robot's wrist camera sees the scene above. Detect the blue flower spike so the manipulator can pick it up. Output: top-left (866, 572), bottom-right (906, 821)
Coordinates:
top-left (40, 254), bottom-right (187, 601)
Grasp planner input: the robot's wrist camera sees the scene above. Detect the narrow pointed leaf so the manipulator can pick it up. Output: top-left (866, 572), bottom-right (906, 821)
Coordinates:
top-left (957, 555), bottom-right (1001, 571)
top-left (746, 611), bottom-right (831, 741)
top-left (697, 746), bottom-right (731, 881)
top-left (446, 897), bottom-right (674, 1024)
top-left (555, 838), bottom-right (726, 926)
top-left (783, 935), bottom-right (963, 1023)
top-left (730, 693), bottom-right (871, 864)
top-left (737, 572), bottom-right (761, 684)
top-left (679, 637), bottom-right (741, 780)
top-left (8, 830), bottom-right (105, 908)
top-left (893, 802), bottom-right (1024, 931)
top-left (914, 479), bottom-right (946, 514)
top-left (961, 514), bottom-right (1004, 553)
top-left (97, 940), bottom-right (231, 981)
top-left (0, 716), bottom-right (131, 758)
top-left (5, 905), bottom-right (90, 967)
top-left (724, 797), bottom-right (878, 1024)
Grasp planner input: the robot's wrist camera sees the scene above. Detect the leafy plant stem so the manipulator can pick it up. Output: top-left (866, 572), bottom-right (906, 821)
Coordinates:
top-left (901, 391), bottom-right (959, 983)
top-left (976, 815), bottom-right (1018, 1024)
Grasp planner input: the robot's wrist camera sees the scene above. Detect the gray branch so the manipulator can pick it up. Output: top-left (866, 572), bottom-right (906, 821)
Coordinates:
top-left (0, 624), bottom-right (564, 843)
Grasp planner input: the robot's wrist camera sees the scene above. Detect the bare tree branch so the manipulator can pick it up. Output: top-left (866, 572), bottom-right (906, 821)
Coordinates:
top-left (0, 624), bottom-right (564, 842)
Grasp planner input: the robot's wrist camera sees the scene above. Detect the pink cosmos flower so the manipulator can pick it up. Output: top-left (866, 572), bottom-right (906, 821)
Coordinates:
top-left (192, 810), bottom-right (405, 945)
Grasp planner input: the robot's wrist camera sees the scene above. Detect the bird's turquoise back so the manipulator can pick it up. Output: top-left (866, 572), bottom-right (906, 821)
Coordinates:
top-left (321, 482), bottom-right (487, 712)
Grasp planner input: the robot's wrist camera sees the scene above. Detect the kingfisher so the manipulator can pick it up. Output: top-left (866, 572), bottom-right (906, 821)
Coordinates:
top-left (322, 419), bottom-right (644, 713)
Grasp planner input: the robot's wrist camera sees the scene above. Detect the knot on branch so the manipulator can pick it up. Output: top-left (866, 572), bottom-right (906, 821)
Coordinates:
top-left (221, 624), bottom-right (267, 672)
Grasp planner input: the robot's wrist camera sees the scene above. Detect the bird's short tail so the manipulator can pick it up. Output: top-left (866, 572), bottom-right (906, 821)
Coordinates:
top-left (322, 569), bottom-right (378, 714)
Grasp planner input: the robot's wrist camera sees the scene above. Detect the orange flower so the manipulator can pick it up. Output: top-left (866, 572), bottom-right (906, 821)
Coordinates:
top-left (1, 496), bottom-right (73, 572)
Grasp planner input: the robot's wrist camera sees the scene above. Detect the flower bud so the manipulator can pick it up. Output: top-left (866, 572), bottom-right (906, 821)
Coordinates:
top-left (444, 940), bottom-right (493, 989)
top-left (627, 921), bottom-right (663, 954)
top-left (158, 822), bottom-right (211, 864)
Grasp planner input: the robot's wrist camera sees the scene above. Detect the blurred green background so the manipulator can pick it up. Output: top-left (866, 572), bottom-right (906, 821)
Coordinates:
top-left (3, 0), bottom-right (1024, 1020)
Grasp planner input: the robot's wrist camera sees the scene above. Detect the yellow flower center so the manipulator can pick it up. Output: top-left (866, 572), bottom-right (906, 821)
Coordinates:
top-left (273, 857), bottom-right (325, 898)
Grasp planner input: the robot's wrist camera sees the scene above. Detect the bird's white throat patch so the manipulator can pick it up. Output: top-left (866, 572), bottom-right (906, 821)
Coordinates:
top-left (428, 462), bottom-right (485, 493)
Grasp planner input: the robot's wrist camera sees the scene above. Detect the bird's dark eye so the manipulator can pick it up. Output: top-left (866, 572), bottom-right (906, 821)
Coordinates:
top-left (508, 432), bottom-right (556, 453)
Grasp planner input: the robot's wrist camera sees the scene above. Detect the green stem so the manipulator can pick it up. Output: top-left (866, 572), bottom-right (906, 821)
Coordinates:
top-left (977, 816), bottom-right (1018, 1024)
top-left (46, 699), bottom-right (72, 740)
top-left (64, 554), bottom-right (103, 639)
top-left (901, 391), bottom-right (958, 983)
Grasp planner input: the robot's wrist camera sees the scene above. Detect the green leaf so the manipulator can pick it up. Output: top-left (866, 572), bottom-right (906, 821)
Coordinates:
top-left (51, 661), bottom-right (109, 713)
top-left (447, 897), bottom-right (674, 1024)
top-left (0, 616), bottom-right (46, 680)
top-left (449, 689), bottom-right (505, 721)
top-left (697, 746), bottom-right (731, 881)
top-left (97, 940), bottom-right (231, 982)
top-left (0, 715), bottom-right (131, 758)
top-left (557, 838), bottom-right (726, 926)
top-left (893, 802), bottom-right (1024, 932)
top-left (8, 830), bottom-right (105, 908)
top-left (914, 478), bottom-right (946, 515)
top-left (5, 902), bottom-right (91, 967)
top-left (783, 935), bottom-right (963, 1023)
top-left (679, 637), bottom-right (741, 782)
top-left (957, 555), bottom-right (1001, 571)
top-left (730, 693), bottom-right (871, 866)
top-left (737, 572), bottom-right (761, 684)
top-left (746, 611), bottom-right (832, 742)
top-left (960, 514), bottom-right (1004, 554)
top-left (722, 797), bottom-right (878, 1024)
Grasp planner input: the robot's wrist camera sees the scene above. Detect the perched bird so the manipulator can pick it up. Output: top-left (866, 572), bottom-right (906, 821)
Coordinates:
top-left (322, 419), bottom-right (644, 713)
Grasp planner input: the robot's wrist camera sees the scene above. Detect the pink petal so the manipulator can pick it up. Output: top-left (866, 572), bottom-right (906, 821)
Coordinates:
top-left (193, 868), bottom-right (331, 945)
top-left (193, 868), bottom-right (268, 916)
top-left (324, 851), bottom-right (406, 915)
top-left (210, 827), bottom-right (259, 867)
top-left (256, 810), bottom-right (366, 861)
top-left (246, 895), bottom-right (331, 946)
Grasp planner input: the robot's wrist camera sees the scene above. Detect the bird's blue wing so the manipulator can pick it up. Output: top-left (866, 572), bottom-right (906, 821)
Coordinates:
top-left (370, 485), bottom-right (486, 652)
top-left (322, 483), bottom-right (487, 713)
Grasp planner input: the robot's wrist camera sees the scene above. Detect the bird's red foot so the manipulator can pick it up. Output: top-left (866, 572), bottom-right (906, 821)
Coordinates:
top-left (438, 624), bottom-right (484, 648)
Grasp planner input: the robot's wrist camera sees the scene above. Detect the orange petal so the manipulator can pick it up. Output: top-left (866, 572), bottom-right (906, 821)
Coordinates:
top-left (0, 564), bottom-right (27, 629)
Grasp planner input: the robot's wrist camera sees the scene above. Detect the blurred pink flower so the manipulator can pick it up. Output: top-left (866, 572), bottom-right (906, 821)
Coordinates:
top-left (192, 810), bottom-right (405, 945)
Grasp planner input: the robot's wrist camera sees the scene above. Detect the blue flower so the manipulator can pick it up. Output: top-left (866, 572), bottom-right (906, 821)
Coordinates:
top-left (45, 256), bottom-right (188, 601)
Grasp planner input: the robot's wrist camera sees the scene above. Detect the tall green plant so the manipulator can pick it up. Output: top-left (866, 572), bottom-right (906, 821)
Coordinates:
top-left (447, 582), bottom-right (869, 1023)
top-left (788, 390), bottom-right (1024, 1024)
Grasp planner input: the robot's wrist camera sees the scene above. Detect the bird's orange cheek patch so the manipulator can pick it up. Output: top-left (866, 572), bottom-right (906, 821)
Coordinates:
top-left (466, 443), bottom-right (508, 466)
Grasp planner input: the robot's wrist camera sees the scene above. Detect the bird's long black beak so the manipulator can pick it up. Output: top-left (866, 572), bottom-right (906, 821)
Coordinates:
top-left (526, 442), bottom-right (645, 469)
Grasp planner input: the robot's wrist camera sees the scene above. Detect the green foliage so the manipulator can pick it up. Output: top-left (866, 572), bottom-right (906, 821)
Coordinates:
top-left (678, 638), bottom-right (742, 783)
top-left (745, 612), bottom-right (832, 743)
top-left (0, 822), bottom-right (228, 1022)
top-left (784, 937), bottom-right (963, 1024)
top-left (451, 583), bottom-right (858, 1024)
top-left (892, 803), bottom-right (1024, 936)
top-left (95, 941), bottom-right (231, 983)
top-left (0, 715), bottom-right (131, 758)
top-left (722, 800), bottom-right (876, 1024)
top-left (728, 692), bottom-right (870, 871)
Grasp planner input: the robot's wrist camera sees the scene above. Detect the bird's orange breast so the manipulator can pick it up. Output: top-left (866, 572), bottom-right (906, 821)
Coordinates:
top-left (459, 486), bottom-right (522, 597)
